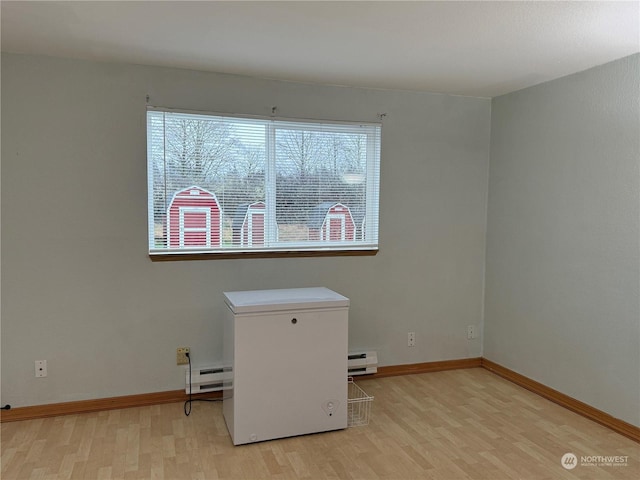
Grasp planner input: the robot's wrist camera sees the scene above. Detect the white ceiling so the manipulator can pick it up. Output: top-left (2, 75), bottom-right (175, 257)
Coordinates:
top-left (2, 1), bottom-right (639, 97)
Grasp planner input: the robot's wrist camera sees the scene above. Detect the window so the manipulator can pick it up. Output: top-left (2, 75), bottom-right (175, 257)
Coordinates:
top-left (147, 108), bottom-right (380, 258)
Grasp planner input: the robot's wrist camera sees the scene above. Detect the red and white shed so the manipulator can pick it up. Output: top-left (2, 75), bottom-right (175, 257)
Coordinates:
top-left (167, 186), bottom-right (222, 248)
top-left (232, 201), bottom-right (266, 247)
top-left (308, 202), bottom-right (355, 241)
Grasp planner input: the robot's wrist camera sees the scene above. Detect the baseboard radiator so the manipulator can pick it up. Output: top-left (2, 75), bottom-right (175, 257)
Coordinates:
top-left (185, 366), bottom-right (232, 394)
top-left (347, 351), bottom-right (378, 376)
top-left (187, 351), bottom-right (378, 394)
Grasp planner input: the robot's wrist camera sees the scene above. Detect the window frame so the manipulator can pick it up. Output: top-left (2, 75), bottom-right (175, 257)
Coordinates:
top-left (147, 107), bottom-right (381, 261)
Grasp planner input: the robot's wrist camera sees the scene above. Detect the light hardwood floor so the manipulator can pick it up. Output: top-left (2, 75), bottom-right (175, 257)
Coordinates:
top-left (2, 368), bottom-right (638, 479)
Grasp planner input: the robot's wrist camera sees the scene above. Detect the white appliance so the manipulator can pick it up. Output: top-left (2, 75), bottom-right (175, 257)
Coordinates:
top-left (223, 287), bottom-right (349, 445)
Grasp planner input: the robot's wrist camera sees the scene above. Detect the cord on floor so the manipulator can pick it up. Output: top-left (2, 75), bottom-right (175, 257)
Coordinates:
top-left (183, 352), bottom-right (222, 417)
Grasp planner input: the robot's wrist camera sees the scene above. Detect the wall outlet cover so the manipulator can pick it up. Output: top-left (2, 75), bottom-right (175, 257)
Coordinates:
top-left (176, 347), bottom-right (190, 365)
top-left (35, 360), bottom-right (47, 377)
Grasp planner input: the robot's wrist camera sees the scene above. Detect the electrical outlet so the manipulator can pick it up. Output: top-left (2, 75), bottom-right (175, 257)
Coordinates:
top-left (408, 332), bottom-right (416, 347)
top-left (467, 325), bottom-right (477, 340)
top-left (35, 360), bottom-right (47, 377)
top-left (176, 347), bottom-right (190, 365)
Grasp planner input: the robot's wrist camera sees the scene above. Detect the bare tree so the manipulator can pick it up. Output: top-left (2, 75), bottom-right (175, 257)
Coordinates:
top-left (164, 117), bottom-right (237, 191)
top-left (276, 129), bottom-right (324, 178)
top-left (343, 134), bottom-right (367, 173)
top-left (217, 143), bottom-right (266, 218)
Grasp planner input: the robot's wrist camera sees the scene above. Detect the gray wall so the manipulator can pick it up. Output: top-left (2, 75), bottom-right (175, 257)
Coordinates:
top-left (1, 53), bottom-right (490, 407)
top-left (484, 54), bottom-right (640, 426)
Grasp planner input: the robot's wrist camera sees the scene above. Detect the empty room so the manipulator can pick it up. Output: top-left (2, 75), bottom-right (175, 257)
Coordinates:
top-left (1, 1), bottom-right (639, 479)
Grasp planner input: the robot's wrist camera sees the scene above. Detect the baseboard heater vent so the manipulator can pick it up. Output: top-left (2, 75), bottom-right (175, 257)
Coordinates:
top-left (188, 351), bottom-right (378, 393)
top-left (347, 351), bottom-right (378, 376)
top-left (185, 366), bottom-right (232, 394)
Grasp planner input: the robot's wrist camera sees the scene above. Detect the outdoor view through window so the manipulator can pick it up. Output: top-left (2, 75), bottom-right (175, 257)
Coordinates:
top-left (147, 109), bottom-right (380, 257)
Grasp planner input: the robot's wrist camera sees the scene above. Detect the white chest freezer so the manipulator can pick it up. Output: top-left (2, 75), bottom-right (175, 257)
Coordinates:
top-left (222, 287), bottom-right (349, 445)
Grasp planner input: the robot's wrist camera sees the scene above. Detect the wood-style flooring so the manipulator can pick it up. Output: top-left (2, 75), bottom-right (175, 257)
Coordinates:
top-left (2, 368), bottom-right (638, 479)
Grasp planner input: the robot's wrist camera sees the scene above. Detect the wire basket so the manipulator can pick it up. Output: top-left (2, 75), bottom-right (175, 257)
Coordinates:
top-left (347, 377), bottom-right (373, 427)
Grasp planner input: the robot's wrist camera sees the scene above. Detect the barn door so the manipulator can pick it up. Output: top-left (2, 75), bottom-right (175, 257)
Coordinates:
top-left (179, 207), bottom-right (211, 247)
top-left (325, 214), bottom-right (346, 241)
top-left (247, 208), bottom-right (265, 246)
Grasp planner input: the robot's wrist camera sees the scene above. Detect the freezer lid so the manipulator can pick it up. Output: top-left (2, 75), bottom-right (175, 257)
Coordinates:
top-left (223, 287), bottom-right (349, 314)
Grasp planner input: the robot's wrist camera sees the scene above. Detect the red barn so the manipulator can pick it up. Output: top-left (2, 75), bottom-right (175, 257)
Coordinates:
top-left (232, 201), bottom-right (266, 247)
top-left (167, 186), bottom-right (221, 248)
top-left (308, 203), bottom-right (355, 241)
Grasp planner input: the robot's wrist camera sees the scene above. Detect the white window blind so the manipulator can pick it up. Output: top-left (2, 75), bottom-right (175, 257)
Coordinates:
top-left (147, 108), bottom-right (380, 256)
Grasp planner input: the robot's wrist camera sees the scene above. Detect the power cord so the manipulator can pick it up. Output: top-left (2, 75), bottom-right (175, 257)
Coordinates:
top-left (183, 351), bottom-right (221, 417)
top-left (184, 351), bottom-right (193, 416)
